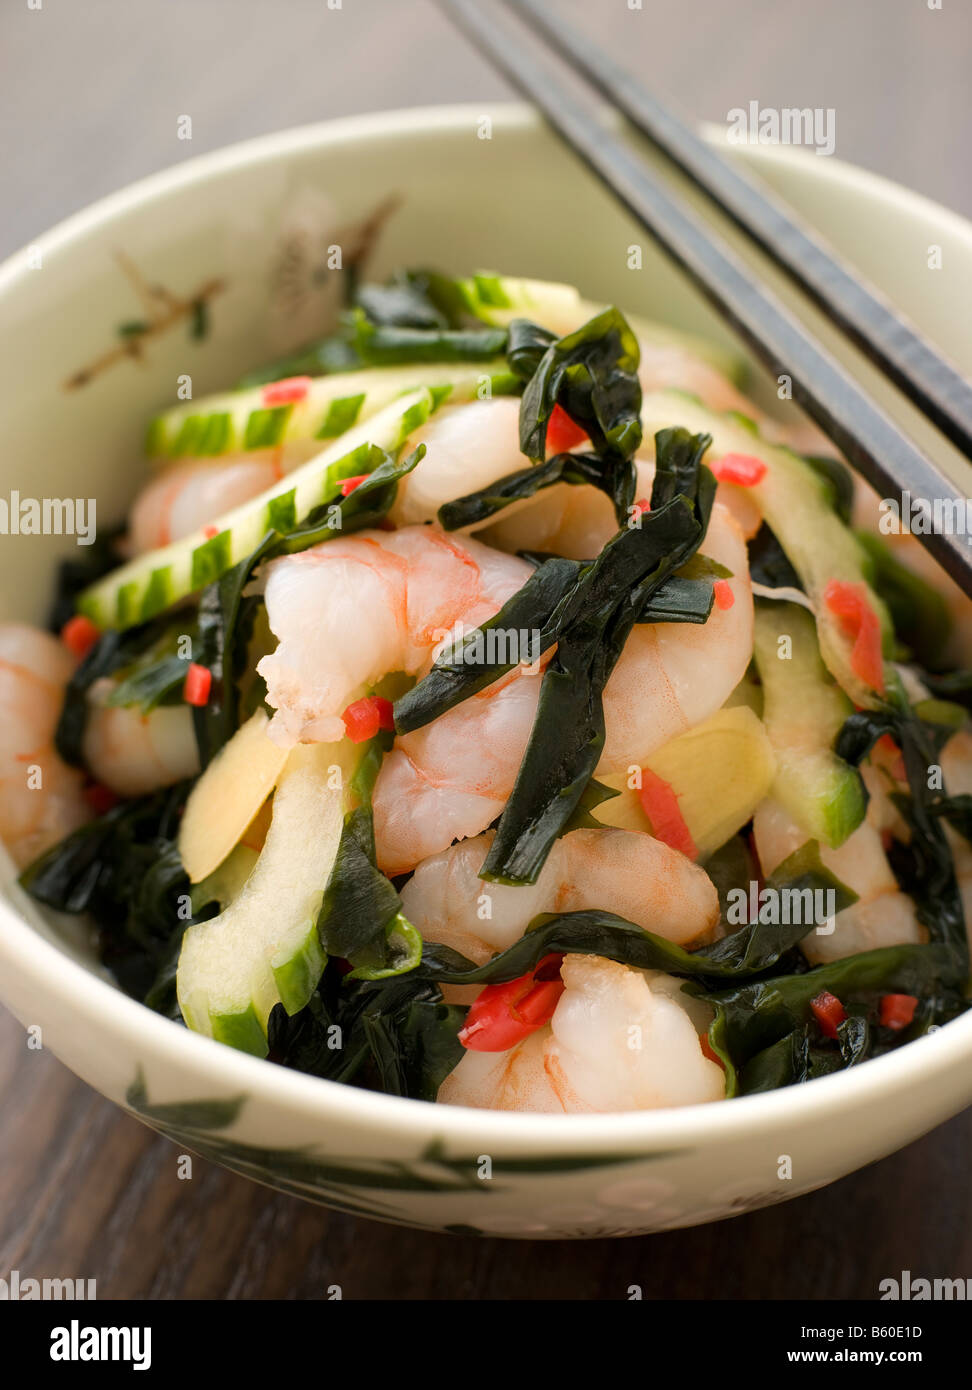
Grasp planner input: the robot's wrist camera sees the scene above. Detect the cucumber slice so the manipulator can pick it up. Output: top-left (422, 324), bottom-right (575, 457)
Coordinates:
top-left (462, 273), bottom-right (746, 381)
top-left (639, 390), bottom-right (891, 706)
top-left (592, 706), bottom-right (777, 860)
top-left (177, 741), bottom-right (356, 1053)
top-left (189, 842), bottom-right (259, 914)
top-left (753, 601), bottom-right (866, 849)
top-left (145, 360), bottom-right (517, 463)
top-left (178, 709), bottom-right (288, 884)
top-left (79, 389), bottom-right (436, 630)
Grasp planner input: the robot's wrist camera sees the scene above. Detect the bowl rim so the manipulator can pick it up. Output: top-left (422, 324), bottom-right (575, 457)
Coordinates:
top-left (2, 101), bottom-right (971, 1153)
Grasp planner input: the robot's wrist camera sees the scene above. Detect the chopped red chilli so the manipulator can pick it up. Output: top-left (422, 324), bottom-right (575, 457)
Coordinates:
top-left (60, 614), bottom-right (101, 660)
top-left (341, 695), bottom-right (395, 743)
top-left (709, 453), bottom-right (767, 487)
top-left (637, 768), bottom-right (697, 860)
top-left (824, 579), bottom-right (885, 694)
top-left (459, 953), bottom-right (566, 1052)
top-left (879, 994), bottom-right (918, 1031)
top-left (339, 474), bottom-right (369, 497)
top-left (713, 579), bottom-right (734, 611)
top-left (810, 990), bottom-right (846, 1039)
top-left (545, 403), bottom-right (588, 455)
top-left (261, 375), bottom-right (312, 406)
top-left (183, 663), bottom-right (213, 707)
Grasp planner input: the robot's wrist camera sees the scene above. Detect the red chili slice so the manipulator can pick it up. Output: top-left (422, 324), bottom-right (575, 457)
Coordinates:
top-left (372, 696), bottom-right (395, 732)
top-left (261, 375), bottom-right (312, 406)
top-left (810, 989), bottom-right (846, 1039)
top-left (545, 403), bottom-right (588, 455)
top-left (824, 579), bottom-right (885, 693)
top-left (341, 695), bottom-right (395, 742)
top-left (459, 953), bottom-right (566, 1052)
top-left (879, 993), bottom-right (918, 1031)
top-left (709, 453), bottom-right (767, 487)
top-left (339, 474), bottom-right (369, 497)
top-left (713, 579), bottom-right (735, 611)
top-left (60, 614), bottom-right (101, 660)
top-left (183, 663), bottom-right (212, 707)
top-left (637, 768), bottom-right (697, 860)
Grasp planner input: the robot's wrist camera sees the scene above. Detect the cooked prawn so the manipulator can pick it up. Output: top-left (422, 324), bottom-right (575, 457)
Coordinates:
top-left (398, 397), bottom-right (761, 546)
top-left (400, 826), bottom-right (720, 965)
top-left (0, 623), bottom-right (90, 867)
top-left (437, 953), bottom-right (725, 1112)
top-left (390, 397), bottom-right (527, 529)
top-left (374, 501), bottom-right (750, 871)
top-left (257, 526), bottom-right (535, 747)
top-left (597, 497), bottom-right (753, 773)
top-left (82, 678), bottom-right (200, 797)
top-left (256, 509), bottom-right (750, 871)
top-left (128, 446), bottom-right (318, 555)
top-left (373, 662), bottom-right (544, 875)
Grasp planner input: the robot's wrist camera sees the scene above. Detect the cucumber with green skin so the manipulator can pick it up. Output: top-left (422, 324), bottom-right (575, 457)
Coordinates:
top-left (639, 390), bottom-right (892, 707)
top-left (463, 273), bottom-right (747, 383)
top-left (177, 741), bottom-right (354, 1055)
top-left (145, 360), bottom-right (517, 463)
top-left (145, 275), bottom-right (742, 463)
top-left (79, 390), bottom-right (436, 630)
top-left (753, 601), bottom-right (867, 849)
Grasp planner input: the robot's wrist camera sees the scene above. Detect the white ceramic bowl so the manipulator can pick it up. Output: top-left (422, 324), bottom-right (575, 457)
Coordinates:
top-left (2, 106), bottom-right (971, 1238)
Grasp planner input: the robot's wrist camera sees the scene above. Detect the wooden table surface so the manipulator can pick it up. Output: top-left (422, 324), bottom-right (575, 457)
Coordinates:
top-left (2, 0), bottom-right (971, 1300)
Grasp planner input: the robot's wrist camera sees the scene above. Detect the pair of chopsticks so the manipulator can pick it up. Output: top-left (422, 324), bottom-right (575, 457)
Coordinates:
top-left (438, 0), bottom-right (972, 596)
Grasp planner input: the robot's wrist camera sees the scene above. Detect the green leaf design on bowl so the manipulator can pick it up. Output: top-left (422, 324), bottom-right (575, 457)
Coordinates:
top-left (125, 1070), bottom-right (689, 1220)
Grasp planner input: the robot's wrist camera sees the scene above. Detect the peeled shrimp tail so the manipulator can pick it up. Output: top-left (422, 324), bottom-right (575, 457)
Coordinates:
top-left (401, 826), bottom-right (720, 962)
top-left (257, 525), bottom-right (533, 747)
top-left (0, 624), bottom-right (90, 867)
top-left (437, 954), bottom-right (725, 1113)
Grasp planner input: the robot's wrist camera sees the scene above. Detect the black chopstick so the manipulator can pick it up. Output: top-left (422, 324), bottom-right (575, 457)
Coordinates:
top-left (438, 0), bottom-right (972, 597)
top-left (514, 0), bottom-right (972, 464)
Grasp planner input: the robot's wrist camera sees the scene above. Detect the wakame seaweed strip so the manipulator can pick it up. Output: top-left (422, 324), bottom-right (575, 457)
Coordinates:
top-left (704, 941), bottom-right (963, 1097)
top-left (19, 783), bottom-right (198, 1005)
top-left (316, 732), bottom-right (421, 979)
top-left (509, 310), bottom-right (641, 525)
top-left (239, 269), bottom-right (511, 386)
top-left (511, 309), bottom-right (642, 462)
top-left (747, 523), bottom-right (803, 591)
top-left (394, 556), bottom-right (581, 731)
top-left (268, 971), bottom-right (465, 1101)
top-left (415, 843), bottom-right (855, 987)
top-left (481, 429), bottom-right (715, 883)
top-left (347, 308), bottom-right (507, 365)
top-left (437, 451), bottom-right (612, 531)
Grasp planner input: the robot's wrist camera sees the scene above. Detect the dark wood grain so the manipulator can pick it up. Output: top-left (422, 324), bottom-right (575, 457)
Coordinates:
top-left (2, 0), bottom-right (971, 1301)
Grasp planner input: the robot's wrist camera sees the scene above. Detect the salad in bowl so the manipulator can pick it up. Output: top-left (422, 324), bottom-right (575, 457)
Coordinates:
top-left (6, 263), bottom-right (971, 1119)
